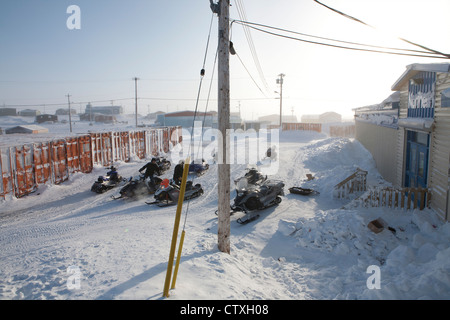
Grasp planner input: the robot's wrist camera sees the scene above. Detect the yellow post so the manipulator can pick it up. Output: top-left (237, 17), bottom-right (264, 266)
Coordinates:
top-left (171, 229), bottom-right (185, 289)
top-left (163, 158), bottom-right (190, 298)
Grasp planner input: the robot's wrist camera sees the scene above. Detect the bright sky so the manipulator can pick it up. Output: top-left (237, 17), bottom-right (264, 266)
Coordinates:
top-left (1, 0), bottom-right (450, 121)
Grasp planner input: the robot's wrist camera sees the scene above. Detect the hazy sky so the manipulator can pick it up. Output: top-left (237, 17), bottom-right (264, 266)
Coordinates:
top-left (1, 0), bottom-right (450, 120)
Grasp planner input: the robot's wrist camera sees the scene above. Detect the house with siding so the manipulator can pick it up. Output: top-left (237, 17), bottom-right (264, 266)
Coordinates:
top-left (156, 110), bottom-right (214, 128)
top-left (301, 112), bottom-right (342, 123)
top-left (5, 125), bottom-right (49, 134)
top-left (355, 63), bottom-right (450, 221)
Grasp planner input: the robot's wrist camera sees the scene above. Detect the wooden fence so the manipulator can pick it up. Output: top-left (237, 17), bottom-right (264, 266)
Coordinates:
top-left (334, 168), bottom-right (431, 211)
top-left (333, 168), bottom-right (368, 199)
top-left (359, 186), bottom-right (431, 210)
top-left (0, 126), bottom-right (181, 199)
top-left (282, 123), bottom-right (322, 132)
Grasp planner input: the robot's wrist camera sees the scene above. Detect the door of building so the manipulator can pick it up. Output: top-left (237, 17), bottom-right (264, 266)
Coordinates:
top-left (405, 130), bottom-right (429, 189)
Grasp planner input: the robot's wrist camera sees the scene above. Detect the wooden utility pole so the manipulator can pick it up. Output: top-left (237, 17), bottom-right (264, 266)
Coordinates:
top-left (133, 77), bottom-right (139, 127)
top-left (277, 73), bottom-right (285, 129)
top-left (216, 0), bottom-right (231, 254)
top-left (66, 94), bottom-right (72, 133)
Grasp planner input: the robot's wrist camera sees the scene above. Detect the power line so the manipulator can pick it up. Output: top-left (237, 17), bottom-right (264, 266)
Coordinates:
top-left (2, 96), bottom-right (278, 108)
top-left (232, 20), bottom-right (438, 56)
top-left (234, 0), bottom-right (270, 92)
top-left (234, 51), bottom-right (268, 97)
top-left (232, 20), bottom-right (449, 59)
top-left (313, 0), bottom-right (450, 59)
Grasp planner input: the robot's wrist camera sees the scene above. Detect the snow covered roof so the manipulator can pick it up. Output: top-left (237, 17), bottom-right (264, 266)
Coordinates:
top-left (353, 92), bottom-right (400, 113)
top-left (5, 125), bottom-right (49, 134)
top-left (391, 63), bottom-right (450, 91)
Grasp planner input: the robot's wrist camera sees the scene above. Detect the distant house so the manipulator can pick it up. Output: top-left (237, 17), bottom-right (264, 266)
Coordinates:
top-left (258, 114), bottom-right (298, 126)
top-left (210, 111), bottom-right (243, 129)
top-left (0, 108), bottom-right (17, 117)
top-left (55, 108), bottom-right (77, 115)
top-left (18, 109), bottom-right (41, 117)
top-left (85, 103), bottom-right (123, 115)
top-left (5, 125), bottom-right (49, 134)
top-left (94, 114), bottom-right (116, 124)
top-left (301, 112), bottom-right (341, 123)
top-left (79, 112), bottom-right (97, 122)
top-left (144, 111), bottom-right (165, 120)
top-left (320, 112), bottom-right (342, 123)
top-left (157, 110), bottom-right (214, 128)
top-left (242, 120), bottom-right (271, 131)
top-left (36, 114), bottom-right (58, 123)
top-left (355, 63), bottom-right (450, 222)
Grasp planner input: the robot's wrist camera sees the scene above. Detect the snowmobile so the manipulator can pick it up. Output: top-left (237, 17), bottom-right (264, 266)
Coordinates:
top-left (227, 176), bottom-right (285, 224)
top-left (111, 174), bottom-right (163, 200)
top-left (91, 166), bottom-right (124, 194)
top-left (234, 167), bottom-right (267, 186)
top-left (154, 157), bottom-right (171, 175)
top-left (146, 178), bottom-right (203, 207)
top-left (189, 159), bottom-right (209, 176)
top-left (231, 179), bottom-right (285, 222)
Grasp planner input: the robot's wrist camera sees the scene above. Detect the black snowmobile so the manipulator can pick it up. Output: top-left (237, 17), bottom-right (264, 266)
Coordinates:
top-left (189, 159), bottom-right (209, 176)
top-left (146, 178), bottom-right (203, 207)
top-left (91, 166), bottom-right (124, 194)
top-left (234, 167), bottom-right (267, 186)
top-left (111, 174), bottom-right (162, 200)
top-left (155, 157), bottom-right (171, 175)
top-left (231, 178), bottom-right (285, 224)
top-left (218, 168), bottom-right (283, 224)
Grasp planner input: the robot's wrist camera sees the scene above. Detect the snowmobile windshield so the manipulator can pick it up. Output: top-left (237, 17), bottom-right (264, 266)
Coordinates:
top-left (235, 178), bottom-right (252, 192)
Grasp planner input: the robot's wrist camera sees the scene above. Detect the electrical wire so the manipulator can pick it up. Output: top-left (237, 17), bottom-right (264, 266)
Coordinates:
top-left (313, 0), bottom-right (450, 59)
top-left (232, 20), bottom-right (449, 59)
top-left (232, 19), bottom-right (438, 56)
top-left (234, 0), bottom-right (270, 92)
top-left (181, 12), bottom-right (217, 232)
top-left (234, 51), bottom-right (268, 97)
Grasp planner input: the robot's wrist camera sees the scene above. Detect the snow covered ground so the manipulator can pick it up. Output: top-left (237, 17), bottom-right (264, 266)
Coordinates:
top-left (0, 118), bottom-right (449, 301)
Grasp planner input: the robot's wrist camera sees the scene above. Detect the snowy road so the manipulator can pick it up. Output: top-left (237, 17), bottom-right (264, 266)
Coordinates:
top-left (1, 131), bottom-right (449, 300)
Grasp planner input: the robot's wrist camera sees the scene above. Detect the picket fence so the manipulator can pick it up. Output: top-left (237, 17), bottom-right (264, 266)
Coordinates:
top-left (0, 126), bottom-right (181, 199)
top-left (359, 186), bottom-right (431, 210)
top-left (333, 168), bottom-right (430, 211)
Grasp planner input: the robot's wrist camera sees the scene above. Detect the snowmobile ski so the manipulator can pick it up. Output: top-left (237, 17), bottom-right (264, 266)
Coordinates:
top-left (146, 179), bottom-right (203, 207)
top-left (145, 200), bottom-right (173, 206)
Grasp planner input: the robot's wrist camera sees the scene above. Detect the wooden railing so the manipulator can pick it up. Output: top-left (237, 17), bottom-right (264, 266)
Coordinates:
top-left (359, 186), bottom-right (430, 210)
top-left (334, 168), bottom-right (430, 211)
top-left (333, 168), bottom-right (368, 199)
